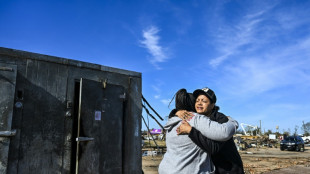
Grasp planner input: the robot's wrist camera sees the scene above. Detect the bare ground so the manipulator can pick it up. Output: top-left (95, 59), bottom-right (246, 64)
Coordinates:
top-left (142, 146), bottom-right (310, 174)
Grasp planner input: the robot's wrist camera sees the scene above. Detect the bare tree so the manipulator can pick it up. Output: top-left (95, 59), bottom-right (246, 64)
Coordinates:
top-left (294, 125), bottom-right (299, 136)
top-left (301, 121), bottom-right (310, 136)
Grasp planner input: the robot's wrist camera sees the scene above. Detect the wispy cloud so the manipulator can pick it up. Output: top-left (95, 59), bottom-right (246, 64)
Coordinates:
top-left (151, 80), bottom-right (172, 106)
top-left (206, 2), bottom-right (310, 99)
top-left (161, 99), bottom-right (171, 105)
top-left (151, 80), bottom-right (165, 100)
top-left (152, 84), bottom-right (161, 93)
top-left (208, 1), bottom-right (310, 69)
top-left (140, 26), bottom-right (168, 69)
top-left (218, 35), bottom-right (310, 98)
top-left (209, 12), bottom-right (265, 67)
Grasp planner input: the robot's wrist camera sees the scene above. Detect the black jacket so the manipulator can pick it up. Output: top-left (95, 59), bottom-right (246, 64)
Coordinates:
top-left (189, 110), bottom-right (244, 174)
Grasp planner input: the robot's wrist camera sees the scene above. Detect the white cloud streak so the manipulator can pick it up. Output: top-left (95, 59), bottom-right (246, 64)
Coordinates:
top-left (207, 3), bottom-right (310, 98)
top-left (152, 84), bottom-right (161, 93)
top-left (151, 80), bottom-right (165, 100)
top-left (161, 99), bottom-right (171, 105)
top-left (219, 35), bottom-right (310, 97)
top-left (209, 13), bottom-right (264, 67)
top-left (140, 26), bottom-right (168, 69)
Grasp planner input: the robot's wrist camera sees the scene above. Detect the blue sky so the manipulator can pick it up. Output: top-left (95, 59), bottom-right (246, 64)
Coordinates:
top-left (1, 0), bottom-right (310, 134)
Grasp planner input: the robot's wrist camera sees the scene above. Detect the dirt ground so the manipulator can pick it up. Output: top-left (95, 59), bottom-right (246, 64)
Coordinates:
top-left (142, 146), bottom-right (310, 174)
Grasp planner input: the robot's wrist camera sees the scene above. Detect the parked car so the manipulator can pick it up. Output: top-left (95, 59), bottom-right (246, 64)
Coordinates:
top-left (280, 136), bottom-right (305, 152)
top-left (301, 136), bottom-right (310, 143)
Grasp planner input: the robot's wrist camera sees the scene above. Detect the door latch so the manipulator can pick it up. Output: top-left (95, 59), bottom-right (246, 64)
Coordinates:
top-left (119, 93), bottom-right (126, 101)
top-left (0, 67), bottom-right (13, 71)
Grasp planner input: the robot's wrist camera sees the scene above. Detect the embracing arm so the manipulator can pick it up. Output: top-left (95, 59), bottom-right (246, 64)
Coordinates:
top-left (177, 120), bottom-right (225, 154)
top-left (189, 127), bottom-right (225, 155)
top-left (188, 113), bottom-right (238, 141)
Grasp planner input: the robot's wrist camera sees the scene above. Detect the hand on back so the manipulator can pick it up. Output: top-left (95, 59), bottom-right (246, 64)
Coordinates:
top-left (175, 110), bottom-right (194, 121)
top-left (176, 120), bottom-right (192, 135)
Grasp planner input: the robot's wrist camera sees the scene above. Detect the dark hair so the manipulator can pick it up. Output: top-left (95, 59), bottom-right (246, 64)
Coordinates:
top-left (175, 88), bottom-right (196, 111)
top-left (213, 105), bottom-right (220, 112)
top-left (168, 89), bottom-right (196, 118)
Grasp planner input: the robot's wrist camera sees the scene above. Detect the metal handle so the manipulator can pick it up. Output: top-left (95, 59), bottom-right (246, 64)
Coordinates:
top-left (0, 129), bottom-right (17, 137)
top-left (76, 137), bottom-right (94, 142)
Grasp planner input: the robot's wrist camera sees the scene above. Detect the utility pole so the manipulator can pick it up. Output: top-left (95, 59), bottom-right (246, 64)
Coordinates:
top-left (260, 120), bottom-right (262, 135)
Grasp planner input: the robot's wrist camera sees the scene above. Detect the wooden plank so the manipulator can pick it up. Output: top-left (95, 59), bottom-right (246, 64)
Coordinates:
top-left (56, 64), bottom-right (71, 174)
top-left (17, 60), bottom-right (65, 173)
top-left (7, 60), bottom-right (27, 174)
top-left (46, 62), bottom-right (58, 97)
top-left (123, 76), bottom-right (142, 174)
top-left (0, 63), bottom-right (17, 174)
top-left (77, 79), bottom-right (124, 174)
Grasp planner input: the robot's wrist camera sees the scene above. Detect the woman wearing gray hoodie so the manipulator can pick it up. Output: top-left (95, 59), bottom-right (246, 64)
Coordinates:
top-left (158, 89), bottom-right (238, 174)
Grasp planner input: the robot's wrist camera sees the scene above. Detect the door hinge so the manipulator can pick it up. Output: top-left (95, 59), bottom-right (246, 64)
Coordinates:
top-left (76, 137), bottom-right (94, 142)
top-left (0, 67), bottom-right (14, 71)
top-left (0, 130), bottom-right (17, 137)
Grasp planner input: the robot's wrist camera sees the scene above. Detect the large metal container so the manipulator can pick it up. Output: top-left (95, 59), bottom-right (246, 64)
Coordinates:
top-left (0, 47), bottom-right (142, 174)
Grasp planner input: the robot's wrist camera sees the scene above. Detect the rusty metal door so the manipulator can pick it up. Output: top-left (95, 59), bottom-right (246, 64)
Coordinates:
top-left (0, 63), bottom-right (17, 174)
top-left (75, 78), bottom-right (125, 174)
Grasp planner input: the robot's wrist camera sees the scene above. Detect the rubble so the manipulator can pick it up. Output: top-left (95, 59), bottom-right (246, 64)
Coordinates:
top-left (142, 146), bottom-right (310, 174)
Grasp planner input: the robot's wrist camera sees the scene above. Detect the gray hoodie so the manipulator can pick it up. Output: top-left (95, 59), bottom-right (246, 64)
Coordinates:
top-left (158, 113), bottom-right (238, 174)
